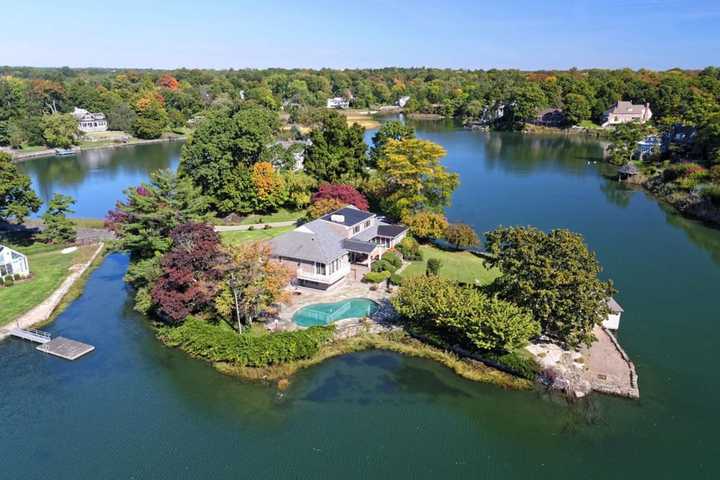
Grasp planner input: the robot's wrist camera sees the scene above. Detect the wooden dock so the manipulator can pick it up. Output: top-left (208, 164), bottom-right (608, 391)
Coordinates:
top-left (8, 328), bottom-right (95, 360)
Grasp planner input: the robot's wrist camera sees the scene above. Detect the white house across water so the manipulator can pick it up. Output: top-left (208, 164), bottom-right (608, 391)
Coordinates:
top-left (0, 245), bottom-right (30, 278)
top-left (73, 107), bottom-right (108, 132)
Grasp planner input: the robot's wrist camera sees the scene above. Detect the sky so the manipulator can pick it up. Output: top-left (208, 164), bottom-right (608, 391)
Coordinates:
top-left (1, 0), bottom-right (718, 70)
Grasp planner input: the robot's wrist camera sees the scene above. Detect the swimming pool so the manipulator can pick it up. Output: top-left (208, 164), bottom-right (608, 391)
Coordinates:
top-left (292, 298), bottom-right (379, 327)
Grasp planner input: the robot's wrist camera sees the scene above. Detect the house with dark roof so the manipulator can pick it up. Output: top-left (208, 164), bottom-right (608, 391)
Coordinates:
top-left (533, 108), bottom-right (566, 127)
top-left (269, 205), bottom-right (407, 289)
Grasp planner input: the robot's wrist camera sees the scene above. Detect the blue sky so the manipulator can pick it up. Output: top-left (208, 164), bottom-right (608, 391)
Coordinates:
top-left (1, 0), bottom-right (718, 70)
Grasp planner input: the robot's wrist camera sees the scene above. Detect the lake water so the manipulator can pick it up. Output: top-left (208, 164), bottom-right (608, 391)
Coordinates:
top-left (4, 122), bottom-right (720, 478)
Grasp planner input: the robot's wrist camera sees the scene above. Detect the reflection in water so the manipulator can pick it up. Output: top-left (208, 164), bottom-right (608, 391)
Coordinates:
top-left (599, 179), bottom-right (634, 209)
top-left (19, 142), bottom-right (182, 217)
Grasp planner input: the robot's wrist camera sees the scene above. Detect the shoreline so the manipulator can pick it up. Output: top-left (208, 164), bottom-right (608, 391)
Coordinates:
top-left (8, 135), bottom-right (186, 163)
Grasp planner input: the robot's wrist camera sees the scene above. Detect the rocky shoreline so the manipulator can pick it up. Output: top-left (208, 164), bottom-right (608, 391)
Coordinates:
top-left (643, 175), bottom-right (720, 227)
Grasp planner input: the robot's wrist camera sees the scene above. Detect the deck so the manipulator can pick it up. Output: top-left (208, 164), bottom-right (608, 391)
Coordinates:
top-left (7, 328), bottom-right (95, 361)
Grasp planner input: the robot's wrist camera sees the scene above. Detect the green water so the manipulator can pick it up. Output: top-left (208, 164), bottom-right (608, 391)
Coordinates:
top-left (2, 123), bottom-right (719, 478)
top-left (293, 298), bottom-right (379, 326)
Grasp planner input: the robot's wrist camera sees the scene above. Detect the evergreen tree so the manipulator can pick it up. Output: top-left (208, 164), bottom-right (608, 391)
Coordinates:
top-left (38, 193), bottom-right (76, 244)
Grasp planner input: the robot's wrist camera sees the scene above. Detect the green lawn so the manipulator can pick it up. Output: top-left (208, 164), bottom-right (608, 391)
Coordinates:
top-left (0, 247), bottom-right (78, 326)
top-left (238, 209), bottom-right (305, 225)
top-left (579, 120), bottom-right (601, 129)
top-left (400, 245), bottom-right (500, 285)
top-left (220, 225), bottom-right (294, 245)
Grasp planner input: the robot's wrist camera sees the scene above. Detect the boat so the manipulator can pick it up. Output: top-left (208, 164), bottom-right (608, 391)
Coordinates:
top-left (54, 148), bottom-right (77, 156)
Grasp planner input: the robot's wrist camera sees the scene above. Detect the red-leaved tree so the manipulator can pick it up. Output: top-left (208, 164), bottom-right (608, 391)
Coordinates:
top-left (151, 223), bottom-right (226, 323)
top-left (311, 183), bottom-right (369, 211)
top-left (157, 74), bottom-right (179, 91)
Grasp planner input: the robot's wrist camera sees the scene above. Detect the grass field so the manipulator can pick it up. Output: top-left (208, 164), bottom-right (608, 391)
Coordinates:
top-left (220, 226), bottom-right (294, 245)
top-left (238, 209), bottom-right (305, 225)
top-left (400, 245), bottom-right (500, 285)
top-left (0, 245), bottom-right (80, 326)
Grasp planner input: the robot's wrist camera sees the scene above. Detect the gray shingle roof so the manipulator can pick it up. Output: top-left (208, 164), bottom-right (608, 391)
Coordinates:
top-left (607, 297), bottom-right (624, 313)
top-left (269, 220), bottom-right (347, 264)
top-left (377, 224), bottom-right (407, 237)
top-left (342, 239), bottom-right (376, 253)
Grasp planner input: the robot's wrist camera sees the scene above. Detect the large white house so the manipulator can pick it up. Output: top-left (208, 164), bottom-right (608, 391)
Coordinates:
top-left (72, 107), bottom-right (108, 133)
top-left (269, 206), bottom-right (407, 289)
top-left (0, 245), bottom-right (30, 278)
top-left (326, 97), bottom-right (350, 109)
top-left (602, 101), bottom-right (652, 127)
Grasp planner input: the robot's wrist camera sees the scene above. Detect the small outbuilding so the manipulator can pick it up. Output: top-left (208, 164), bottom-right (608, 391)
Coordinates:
top-left (603, 297), bottom-right (624, 330)
top-left (0, 244), bottom-right (30, 278)
top-left (617, 163), bottom-right (640, 181)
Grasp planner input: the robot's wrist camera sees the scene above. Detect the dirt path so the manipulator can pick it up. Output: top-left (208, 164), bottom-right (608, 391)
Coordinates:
top-left (0, 243), bottom-right (104, 341)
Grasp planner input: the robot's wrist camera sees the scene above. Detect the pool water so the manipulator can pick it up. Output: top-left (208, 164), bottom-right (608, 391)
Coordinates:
top-left (293, 298), bottom-right (379, 327)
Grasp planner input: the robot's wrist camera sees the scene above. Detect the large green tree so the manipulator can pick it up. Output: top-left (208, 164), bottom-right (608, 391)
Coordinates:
top-left (485, 226), bottom-right (615, 347)
top-left (179, 106), bottom-right (279, 213)
top-left (38, 193), bottom-right (76, 244)
top-left (40, 112), bottom-right (78, 148)
top-left (369, 120), bottom-right (415, 166)
top-left (0, 152), bottom-right (41, 222)
top-left (303, 110), bottom-right (367, 182)
top-left (563, 93), bottom-right (592, 126)
top-left (377, 138), bottom-right (459, 219)
top-left (607, 121), bottom-right (653, 165)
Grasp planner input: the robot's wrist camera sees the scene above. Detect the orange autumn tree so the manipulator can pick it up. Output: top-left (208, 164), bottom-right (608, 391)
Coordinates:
top-left (215, 241), bottom-right (293, 332)
top-left (250, 161), bottom-right (285, 211)
top-left (157, 74), bottom-right (179, 91)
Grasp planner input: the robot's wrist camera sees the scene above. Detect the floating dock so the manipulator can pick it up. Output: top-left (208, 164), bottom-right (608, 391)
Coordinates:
top-left (9, 328), bottom-right (95, 360)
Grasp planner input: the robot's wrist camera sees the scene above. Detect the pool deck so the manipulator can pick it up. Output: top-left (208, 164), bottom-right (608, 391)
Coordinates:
top-left (274, 278), bottom-right (395, 331)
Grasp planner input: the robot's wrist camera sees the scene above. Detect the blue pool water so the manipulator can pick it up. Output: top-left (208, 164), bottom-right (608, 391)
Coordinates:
top-left (293, 298), bottom-right (379, 327)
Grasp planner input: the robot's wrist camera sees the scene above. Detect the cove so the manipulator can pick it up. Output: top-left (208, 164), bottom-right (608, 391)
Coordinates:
top-left (3, 121), bottom-right (719, 477)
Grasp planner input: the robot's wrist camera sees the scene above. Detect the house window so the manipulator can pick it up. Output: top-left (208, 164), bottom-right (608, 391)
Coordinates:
top-left (364, 220), bottom-right (370, 228)
top-left (353, 225), bottom-right (360, 234)
top-left (316, 263), bottom-right (326, 275)
top-left (0, 264), bottom-right (9, 276)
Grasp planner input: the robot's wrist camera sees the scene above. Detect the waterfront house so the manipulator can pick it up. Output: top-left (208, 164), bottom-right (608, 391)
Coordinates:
top-left (269, 205), bottom-right (407, 289)
top-left (635, 135), bottom-right (662, 159)
top-left (533, 108), bottom-right (566, 127)
top-left (601, 101), bottom-right (652, 127)
top-left (662, 124), bottom-right (698, 156)
top-left (271, 139), bottom-right (312, 171)
top-left (397, 96), bottom-right (411, 108)
top-left (603, 297), bottom-right (624, 330)
top-left (326, 97), bottom-right (350, 109)
top-left (72, 107), bottom-right (108, 132)
top-left (0, 245), bottom-right (30, 278)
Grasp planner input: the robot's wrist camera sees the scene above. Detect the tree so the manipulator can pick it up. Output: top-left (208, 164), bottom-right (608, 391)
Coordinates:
top-left (508, 83), bottom-right (547, 127)
top-left (445, 223), bottom-right (479, 249)
top-left (377, 139), bottom-right (458, 218)
top-left (607, 122), bottom-right (653, 165)
top-left (282, 171), bottom-right (316, 209)
top-left (0, 152), bottom-right (41, 223)
top-left (392, 276), bottom-right (539, 352)
top-left (157, 74), bottom-right (179, 91)
top-left (311, 183), bottom-right (369, 211)
top-left (303, 110), bottom-right (367, 182)
top-left (485, 226), bottom-right (615, 347)
top-left (307, 198), bottom-right (345, 219)
top-left (369, 120), bottom-right (415, 166)
top-left (40, 112), bottom-right (77, 148)
top-left (151, 223), bottom-right (226, 323)
top-left (132, 92), bottom-right (168, 139)
top-left (38, 194), bottom-right (76, 244)
top-left (179, 106), bottom-right (280, 213)
top-left (563, 93), bottom-right (592, 126)
top-left (426, 258), bottom-right (442, 276)
top-left (402, 211), bottom-right (448, 242)
top-left (107, 102), bottom-right (136, 131)
top-left (215, 241), bottom-right (293, 332)
top-left (250, 161), bottom-right (285, 211)
top-left (105, 169), bottom-right (207, 260)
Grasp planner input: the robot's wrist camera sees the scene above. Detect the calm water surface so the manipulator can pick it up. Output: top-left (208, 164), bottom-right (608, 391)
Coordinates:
top-left (3, 122), bottom-right (720, 478)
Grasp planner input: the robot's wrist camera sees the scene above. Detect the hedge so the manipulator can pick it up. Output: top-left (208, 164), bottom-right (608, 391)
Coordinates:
top-left (363, 270), bottom-right (391, 283)
top-left (159, 316), bottom-right (335, 367)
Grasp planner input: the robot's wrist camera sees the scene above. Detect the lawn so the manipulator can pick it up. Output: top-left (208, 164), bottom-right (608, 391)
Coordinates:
top-left (400, 245), bottom-right (500, 286)
top-left (220, 225), bottom-right (294, 245)
top-left (0, 246), bottom-right (79, 327)
top-left (238, 209), bottom-right (305, 225)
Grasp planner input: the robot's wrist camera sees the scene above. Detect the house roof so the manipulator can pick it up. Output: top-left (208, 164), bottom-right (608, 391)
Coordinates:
top-left (607, 297), bottom-right (624, 313)
top-left (618, 163), bottom-right (640, 175)
top-left (320, 206), bottom-right (374, 227)
top-left (342, 239), bottom-right (377, 253)
top-left (377, 224), bottom-right (407, 237)
top-left (0, 244), bottom-right (26, 261)
top-left (608, 101), bottom-right (648, 115)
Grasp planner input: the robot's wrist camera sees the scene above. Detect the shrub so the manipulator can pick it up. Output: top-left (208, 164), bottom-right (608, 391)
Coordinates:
top-left (389, 273), bottom-right (403, 286)
top-left (710, 165), bottom-right (720, 184)
top-left (311, 183), bottom-right (369, 211)
top-left (382, 251), bottom-right (402, 268)
top-left (426, 258), bottom-right (442, 276)
top-left (371, 259), bottom-right (397, 274)
top-left (397, 237), bottom-right (422, 261)
top-left (263, 224), bottom-right (271, 230)
top-left (4, 276), bottom-right (14, 287)
top-left (703, 185), bottom-right (720, 207)
top-left (363, 270), bottom-right (391, 283)
top-left (248, 225), bottom-right (255, 231)
top-left (663, 163), bottom-right (704, 182)
top-left (677, 170), bottom-right (710, 190)
top-left (159, 316), bottom-right (335, 367)
top-left (483, 350), bottom-right (541, 380)
top-left (445, 223), bottom-right (479, 249)
top-left (402, 211), bottom-right (448, 242)
top-left (13, 273), bottom-right (21, 281)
